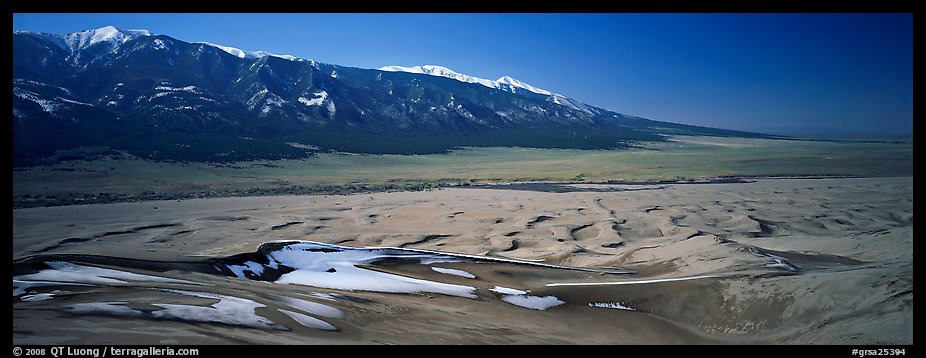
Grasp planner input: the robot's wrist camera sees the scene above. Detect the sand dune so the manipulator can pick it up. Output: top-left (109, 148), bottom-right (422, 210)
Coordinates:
top-left (12, 177), bottom-right (912, 344)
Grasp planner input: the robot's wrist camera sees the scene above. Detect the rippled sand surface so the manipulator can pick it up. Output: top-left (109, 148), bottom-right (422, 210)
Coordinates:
top-left (12, 177), bottom-right (912, 344)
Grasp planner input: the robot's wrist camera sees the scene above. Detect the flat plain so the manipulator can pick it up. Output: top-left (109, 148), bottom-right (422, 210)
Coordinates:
top-left (12, 136), bottom-right (913, 206)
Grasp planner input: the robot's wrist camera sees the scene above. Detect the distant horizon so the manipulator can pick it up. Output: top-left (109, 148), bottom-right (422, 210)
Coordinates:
top-left (12, 13), bottom-right (913, 136)
top-left (747, 126), bottom-right (913, 141)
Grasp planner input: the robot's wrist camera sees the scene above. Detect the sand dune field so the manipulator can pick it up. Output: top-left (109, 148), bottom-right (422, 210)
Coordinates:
top-left (13, 177), bottom-right (912, 344)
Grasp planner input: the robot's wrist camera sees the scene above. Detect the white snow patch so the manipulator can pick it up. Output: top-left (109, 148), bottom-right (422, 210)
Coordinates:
top-left (274, 295), bottom-right (343, 318)
top-left (298, 91), bottom-right (328, 106)
top-left (589, 302), bottom-right (636, 311)
top-left (55, 97), bottom-right (92, 106)
top-left (286, 142), bottom-right (319, 150)
top-left (489, 286), bottom-right (528, 295)
top-left (66, 289), bottom-right (284, 330)
top-left (199, 42), bottom-right (248, 58)
top-left (431, 267), bottom-right (476, 279)
top-left (268, 242), bottom-right (477, 298)
top-left (249, 51), bottom-right (298, 61)
top-left (20, 293), bottom-right (56, 302)
top-left (500, 294), bottom-right (564, 310)
top-left (13, 279), bottom-right (93, 297)
top-left (265, 95), bottom-right (286, 107)
top-left (14, 88), bottom-right (59, 113)
top-left (14, 262), bottom-right (200, 286)
top-left (248, 88), bottom-right (269, 106)
top-left (152, 38), bottom-right (167, 50)
top-left (278, 309), bottom-right (338, 331)
top-left (154, 85), bottom-right (199, 93)
top-left (150, 289), bottom-right (281, 329)
top-left (226, 261), bottom-right (266, 278)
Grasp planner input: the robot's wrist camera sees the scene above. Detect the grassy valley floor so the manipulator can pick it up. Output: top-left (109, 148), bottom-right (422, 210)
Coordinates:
top-left (12, 136), bottom-right (912, 208)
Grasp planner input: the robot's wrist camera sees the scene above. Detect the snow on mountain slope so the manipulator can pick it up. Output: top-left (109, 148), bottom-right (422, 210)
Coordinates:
top-left (195, 42), bottom-right (299, 61)
top-left (60, 26), bottom-right (151, 51)
top-left (378, 64), bottom-right (555, 95)
top-left (379, 65), bottom-right (501, 89)
top-left (20, 26), bottom-right (592, 116)
top-left (23, 25), bottom-right (301, 63)
top-left (548, 94), bottom-right (598, 115)
top-left (380, 64), bottom-right (598, 111)
top-left (496, 76), bottom-right (552, 95)
top-left (14, 25), bottom-right (771, 166)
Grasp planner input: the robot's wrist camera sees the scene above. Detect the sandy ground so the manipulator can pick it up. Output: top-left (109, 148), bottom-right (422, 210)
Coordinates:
top-left (12, 177), bottom-right (913, 344)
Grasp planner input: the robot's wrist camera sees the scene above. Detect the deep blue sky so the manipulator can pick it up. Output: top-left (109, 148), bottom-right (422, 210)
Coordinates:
top-left (13, 13), bottom-right (913, 136)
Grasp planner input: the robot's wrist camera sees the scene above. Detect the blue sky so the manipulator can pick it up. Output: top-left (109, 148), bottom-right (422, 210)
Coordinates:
top-left (13, 13), bottom-right (913, 136)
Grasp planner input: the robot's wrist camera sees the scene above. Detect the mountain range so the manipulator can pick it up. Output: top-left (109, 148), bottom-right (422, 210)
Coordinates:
top-left (12, 26), bottom-right (771, 166)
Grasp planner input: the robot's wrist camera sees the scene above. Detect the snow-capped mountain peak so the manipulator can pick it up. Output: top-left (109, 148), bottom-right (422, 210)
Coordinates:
top-left (195, 42), bottom-right (299, 61)
top-left (378, 65), bottom-right (498, 89)
top-left (17, 25), bottom-right (313, 68)
top-left (61, 25), bottom-right (151, 51)
top-left (378, 64), bottom-right (554, 97)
